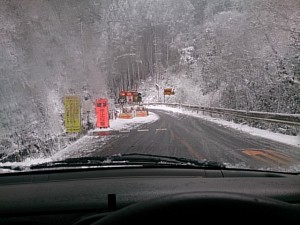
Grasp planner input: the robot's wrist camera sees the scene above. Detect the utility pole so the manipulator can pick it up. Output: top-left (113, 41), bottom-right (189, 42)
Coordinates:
top-left (156, 84), bottom-right (159, 102)
top-left (154, 28), bottom-right (158, 84)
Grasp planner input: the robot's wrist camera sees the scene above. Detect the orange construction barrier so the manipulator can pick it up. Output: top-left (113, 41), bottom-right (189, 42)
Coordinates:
top-left (118, 113), bottom-right (133, 119)
top-left (136, 111), bottom-right (148, 117)
top-left (95, 98), bottom-right (109, 128)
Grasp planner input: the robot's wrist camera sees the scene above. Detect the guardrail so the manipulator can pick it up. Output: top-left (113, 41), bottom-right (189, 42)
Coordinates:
top-left (144, 102), bottom-right (300, 127)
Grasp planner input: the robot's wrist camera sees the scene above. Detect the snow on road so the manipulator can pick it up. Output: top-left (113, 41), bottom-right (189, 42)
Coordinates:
top-left (148, 105), bottom-right (300, 148)
top-left (91, 111), bottom-right (159, 132)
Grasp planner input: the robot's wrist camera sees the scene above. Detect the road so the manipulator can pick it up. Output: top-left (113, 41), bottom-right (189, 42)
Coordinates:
top-left (90, 109), bottom-right (300, 171)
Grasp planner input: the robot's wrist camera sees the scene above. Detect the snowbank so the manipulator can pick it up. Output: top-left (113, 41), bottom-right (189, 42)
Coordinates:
top-left (148, 105), bottom-right (300, 148)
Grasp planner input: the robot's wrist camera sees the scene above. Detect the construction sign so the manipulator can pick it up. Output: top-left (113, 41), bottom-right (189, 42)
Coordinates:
top-left (119, 91), bottom-right (141, 104)
top-left (95, 98), bottom-right (110, 128)
top-left (64, 95), bottom-right (81, 133)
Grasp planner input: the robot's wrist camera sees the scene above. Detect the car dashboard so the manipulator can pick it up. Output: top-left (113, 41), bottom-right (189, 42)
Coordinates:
top-left (1, 167), bottom-right (300, 224)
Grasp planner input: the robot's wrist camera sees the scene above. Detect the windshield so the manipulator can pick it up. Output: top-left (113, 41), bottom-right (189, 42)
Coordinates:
top-left (0, 0), bottom-right (300, 174)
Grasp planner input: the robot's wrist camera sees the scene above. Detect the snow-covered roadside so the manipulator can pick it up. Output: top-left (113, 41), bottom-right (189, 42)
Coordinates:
top-left (148, 105), bottom-right (300, 148)
top-left (90, 111), bottom-right (159, 132)
top-left (0, 112), bottom-right (159, 168)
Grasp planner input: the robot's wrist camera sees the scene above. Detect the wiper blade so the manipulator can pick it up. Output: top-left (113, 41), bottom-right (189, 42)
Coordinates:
top-left (30, 153), bottom-right (225, 170)
top-left (30, 156), bottom-right (120, 169)
top-left (119, 153), bottom-right (226, 169)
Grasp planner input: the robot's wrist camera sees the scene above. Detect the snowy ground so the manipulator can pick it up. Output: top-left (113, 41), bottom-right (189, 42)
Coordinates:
top-left (148, 105), bottom-right (300, 148)
top-left (90, 111), bottom-right (159, 132)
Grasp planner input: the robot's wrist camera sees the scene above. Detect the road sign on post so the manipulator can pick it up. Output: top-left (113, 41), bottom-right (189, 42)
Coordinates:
top-left (64, 95), bottom-right (81, 133)
top-left (163, 88), bottom-right (175, 103)
top-left (95, 98), bottom-right (110, 128)
top-left (164, 88), bottom-right (175, 95)
top-left (125, 91), bottom-right (133, 104)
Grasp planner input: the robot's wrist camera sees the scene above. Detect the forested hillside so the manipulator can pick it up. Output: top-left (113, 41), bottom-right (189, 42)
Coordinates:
top-left (0, 0), bottom-right (299, 160)
top-left (104, 0), bottom-right (300, 113)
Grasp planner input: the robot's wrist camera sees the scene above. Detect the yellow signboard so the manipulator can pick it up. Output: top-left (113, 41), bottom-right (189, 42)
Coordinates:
top-left (64, 95), bottom-right (81, 133)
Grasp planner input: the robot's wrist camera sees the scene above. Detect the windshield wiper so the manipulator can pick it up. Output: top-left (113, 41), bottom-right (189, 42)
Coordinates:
top-left (29, 153), bottom-right (225, 170)
top-left (117, 153), bottom-right (225, 168)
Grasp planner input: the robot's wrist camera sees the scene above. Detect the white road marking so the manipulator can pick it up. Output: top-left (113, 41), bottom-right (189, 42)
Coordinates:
top-left (156, 128), bottom-right (168, 131)
top-left (119, 129), bottom-right (131, 133)
top-left (137, 129), bottom-right (149, 132)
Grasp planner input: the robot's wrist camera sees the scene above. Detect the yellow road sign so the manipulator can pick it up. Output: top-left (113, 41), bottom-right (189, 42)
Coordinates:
top-left (164, 88), bottom-right (175, 95)
top-left (64, 95), bottom-right (81, 133)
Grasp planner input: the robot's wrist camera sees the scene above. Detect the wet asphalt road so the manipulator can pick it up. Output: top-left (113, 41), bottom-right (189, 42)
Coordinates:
top-left (90, 109), bottom-right (300, 170)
